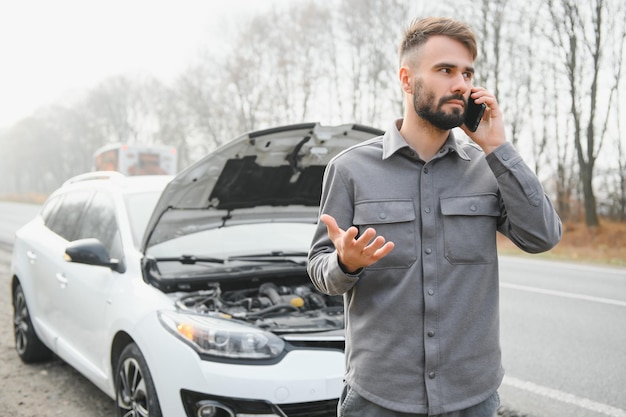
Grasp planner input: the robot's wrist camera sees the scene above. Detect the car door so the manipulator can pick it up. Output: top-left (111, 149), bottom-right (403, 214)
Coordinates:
top-left (28, 190), bottom-right (92, 348)
top-left (53, 190), bottom-right (122, 381)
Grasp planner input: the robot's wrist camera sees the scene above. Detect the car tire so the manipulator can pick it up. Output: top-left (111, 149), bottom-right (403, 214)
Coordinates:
top-left (115, 343), bottom-right (162, 417)
top-left (12, 283), bottom-right (53, 363)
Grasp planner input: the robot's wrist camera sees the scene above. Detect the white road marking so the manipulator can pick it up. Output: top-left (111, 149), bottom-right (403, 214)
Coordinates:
top-left (500, 283), bottom-right (626, 307)
top-left (503, 376), bottom-right (626, 417)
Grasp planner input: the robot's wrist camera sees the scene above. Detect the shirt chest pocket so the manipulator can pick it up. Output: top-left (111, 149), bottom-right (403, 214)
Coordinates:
top-left (353, 199), bottom-right (418, 270)
top-left (440, 194), bottom-right (500, 265)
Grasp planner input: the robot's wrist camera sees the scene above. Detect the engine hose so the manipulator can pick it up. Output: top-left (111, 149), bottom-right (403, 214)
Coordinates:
top-left (259, 283), bottom-right (282, 305)
top-left (248, 303), bottom-right (299, 318)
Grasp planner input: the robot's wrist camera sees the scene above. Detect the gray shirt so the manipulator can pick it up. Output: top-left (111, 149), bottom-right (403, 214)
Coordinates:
top-left (307, 119), bottom-right (562, 415)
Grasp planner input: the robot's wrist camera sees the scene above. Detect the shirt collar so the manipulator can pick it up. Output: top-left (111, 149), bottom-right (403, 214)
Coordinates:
top-left (382, 119), bottom-right (471, 161)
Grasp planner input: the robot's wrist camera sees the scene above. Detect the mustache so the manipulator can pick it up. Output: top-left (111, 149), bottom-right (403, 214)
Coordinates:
top-left (439, 94), bottom-right (466, 107)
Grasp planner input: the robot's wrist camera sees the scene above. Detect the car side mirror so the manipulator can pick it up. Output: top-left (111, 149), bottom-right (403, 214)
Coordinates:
top-left (65, 238), bottom-right (125, 273)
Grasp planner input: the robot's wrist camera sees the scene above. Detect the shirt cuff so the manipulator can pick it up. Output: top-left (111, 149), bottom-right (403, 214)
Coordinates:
top-left (330, 252), bottom-right (362, 281)
top-left (485, 142), bottom-right (522, 177)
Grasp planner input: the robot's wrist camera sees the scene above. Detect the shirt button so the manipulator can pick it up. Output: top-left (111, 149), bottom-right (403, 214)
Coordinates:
top-left (424, 207), bottom-right (431, 213)
top-left (428, 289), bottom-right (435, 296)
top-left (379, 212), bottom-right (386, 219)
top-left (429, 372), bottom-right (436, 379)
top-left (423, 167), bottom-right (429, 174)
top-left (470, 204), bottom-right (477, 211)
top-left (427, 331), bottom-right (435, 337)
top-left (425, 248), bottom-right (432, 255)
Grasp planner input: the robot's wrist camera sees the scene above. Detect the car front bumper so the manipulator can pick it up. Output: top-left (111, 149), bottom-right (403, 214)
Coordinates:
top-left (134, 313), bottom-right (345, 417)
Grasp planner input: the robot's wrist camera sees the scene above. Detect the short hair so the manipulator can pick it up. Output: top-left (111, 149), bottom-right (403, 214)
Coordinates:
top-left (399, 17), bottom-right (477, 64)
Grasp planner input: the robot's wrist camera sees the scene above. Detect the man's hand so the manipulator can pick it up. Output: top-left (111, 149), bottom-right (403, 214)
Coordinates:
top-left (320, 213), bottom-right (395, 273)
top-left (460, 87), bottom-right (507, 154)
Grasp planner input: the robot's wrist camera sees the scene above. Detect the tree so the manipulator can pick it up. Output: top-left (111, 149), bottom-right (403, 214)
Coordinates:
top-left (545, 0), bottom-right (618, 227)
top-left (83, 75), bottom-right (166, 145)
top-left (1, 0), bottom-right (625, 221)
top-left (167, 62), bottom-right (234, 165)
top-left (604, 0), bottom-right (626, 220)
top-left (219, 2), bottom-right (338, 131)
top-left (335, 0), bottom-right (415, 125)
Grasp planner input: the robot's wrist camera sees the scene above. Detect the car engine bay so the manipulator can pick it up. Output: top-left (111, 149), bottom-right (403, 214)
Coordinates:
top-left (175, 281), bottom-right (344, 334)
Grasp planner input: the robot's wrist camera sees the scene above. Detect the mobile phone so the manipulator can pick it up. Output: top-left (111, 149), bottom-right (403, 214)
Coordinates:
top-left (464, 96), bottom-right (486, 132)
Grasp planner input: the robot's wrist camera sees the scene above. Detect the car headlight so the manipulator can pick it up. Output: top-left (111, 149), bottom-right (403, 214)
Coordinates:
top-left (158, 310), bottom-right (285, 360)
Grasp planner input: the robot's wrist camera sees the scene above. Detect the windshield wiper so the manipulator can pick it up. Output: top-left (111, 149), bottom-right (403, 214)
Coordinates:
top-left (227, 251), bottom-right (309, 264)
top-left (155, 255), bottom-right (225, 264)
top-left (155, 251), bottom-right (308, 265)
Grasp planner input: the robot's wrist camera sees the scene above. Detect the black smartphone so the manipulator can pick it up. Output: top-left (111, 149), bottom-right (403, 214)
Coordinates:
top-left (464, 96), bottom-right (486, 132)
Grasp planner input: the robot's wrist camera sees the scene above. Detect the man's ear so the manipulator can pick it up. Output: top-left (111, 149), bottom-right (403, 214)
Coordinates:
top-left (399, 66), bottom-right (412, 95)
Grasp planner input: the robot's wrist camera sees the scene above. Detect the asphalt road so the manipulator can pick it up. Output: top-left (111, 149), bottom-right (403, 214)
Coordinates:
top-left (1, 202), bottom-right (625, 417)
top-left (0, 202), bottom-right (40, 250)
top-left (498, 257), bottom-right (626, 417)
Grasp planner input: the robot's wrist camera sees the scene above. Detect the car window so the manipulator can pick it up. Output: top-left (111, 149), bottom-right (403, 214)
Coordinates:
top-left (41, 195), bottom-right (61, 226)
top-left (77, 191), bottom-right (123, 260)
top-left (46, 190), bottom-right (93, 241)
top-left (124, 191), bottom-right (162, 247)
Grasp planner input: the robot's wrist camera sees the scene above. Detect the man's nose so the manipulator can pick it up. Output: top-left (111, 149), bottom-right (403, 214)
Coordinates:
top-left (451, 73), bottom-right (469, 95)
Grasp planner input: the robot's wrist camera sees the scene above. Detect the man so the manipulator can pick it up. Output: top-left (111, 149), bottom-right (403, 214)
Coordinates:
top-left (307, 17), bottom-right (562, 417)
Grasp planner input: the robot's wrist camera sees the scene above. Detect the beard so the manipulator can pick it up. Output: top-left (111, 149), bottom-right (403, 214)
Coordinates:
top-left (412, 79), bottom-right (466, 130)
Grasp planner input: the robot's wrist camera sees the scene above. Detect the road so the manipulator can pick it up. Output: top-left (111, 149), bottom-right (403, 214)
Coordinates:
top-left (0, 202), bottom-right (40, 250)
top-left (1, 202), bottom-right (625, 417)
top-left (498, 257), bottom-right (626, 417)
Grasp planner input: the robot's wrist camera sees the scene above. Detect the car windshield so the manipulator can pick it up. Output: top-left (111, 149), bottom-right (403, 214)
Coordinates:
top-left (145, 222), bottom-right (317, 261)
top-left (124, 191), bottom-right (163, 247)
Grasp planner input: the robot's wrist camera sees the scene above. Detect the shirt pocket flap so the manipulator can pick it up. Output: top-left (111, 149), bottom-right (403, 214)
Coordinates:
top-left (440, 194), bottom-right (500, 217)
top-left (353, 200), bottom-right (416, 225)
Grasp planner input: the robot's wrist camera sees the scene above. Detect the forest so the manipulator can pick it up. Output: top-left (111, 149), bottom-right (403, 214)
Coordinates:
top-left (1, 0), bottom-right (624, 228)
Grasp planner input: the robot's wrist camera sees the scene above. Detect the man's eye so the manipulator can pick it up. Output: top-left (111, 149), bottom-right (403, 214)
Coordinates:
top-left (440, 68), bottom-right (451, 74)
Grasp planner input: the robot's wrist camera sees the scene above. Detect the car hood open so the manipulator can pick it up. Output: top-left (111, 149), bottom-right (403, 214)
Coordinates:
top-left (141, 123), bottom-right (384, 252)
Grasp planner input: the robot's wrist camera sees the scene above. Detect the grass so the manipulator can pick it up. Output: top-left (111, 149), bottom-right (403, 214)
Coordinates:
top-left (0, 193), bottom-right (48, 204)
top-left (497, 219), bottom-right (626, 267)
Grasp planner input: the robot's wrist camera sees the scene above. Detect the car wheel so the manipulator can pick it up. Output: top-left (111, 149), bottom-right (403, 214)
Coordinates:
top-left (115, 343), bottom-right (162, 417)
top-left (12, 283), bottom-right (53, 363)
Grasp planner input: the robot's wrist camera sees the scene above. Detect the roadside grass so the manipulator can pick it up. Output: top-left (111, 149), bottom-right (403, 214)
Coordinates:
top-left (0, 193), bottom-right (48, 204)
top-left (497, 219), bottom-right (626, 267)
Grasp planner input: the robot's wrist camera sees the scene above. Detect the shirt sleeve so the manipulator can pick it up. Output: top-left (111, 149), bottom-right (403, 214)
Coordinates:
top-left (486, 142), bottom-right (562, 253)
top-left (307, 161), bottom-right (361, 295)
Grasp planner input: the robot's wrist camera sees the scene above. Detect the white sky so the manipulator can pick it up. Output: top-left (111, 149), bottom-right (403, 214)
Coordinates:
top-left (0, 0), bottom-right (288, 129)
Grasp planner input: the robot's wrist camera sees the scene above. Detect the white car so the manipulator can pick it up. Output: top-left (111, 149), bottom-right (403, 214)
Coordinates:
top-left (11, 123), bottom-right (384, 417)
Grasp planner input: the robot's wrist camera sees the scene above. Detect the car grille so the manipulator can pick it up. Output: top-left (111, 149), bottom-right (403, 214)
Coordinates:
top-left (278, 399), bottom-right (338, 417)
top-left (287, 339), bottom-right (345, 350)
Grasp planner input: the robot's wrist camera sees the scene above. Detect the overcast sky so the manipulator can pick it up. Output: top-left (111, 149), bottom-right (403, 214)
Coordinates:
top-left (0, 0), bottom-right (294, 129)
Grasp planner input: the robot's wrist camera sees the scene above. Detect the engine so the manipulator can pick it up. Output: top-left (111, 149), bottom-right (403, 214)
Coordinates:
top-left (175, 282), bottom-right (344, 334)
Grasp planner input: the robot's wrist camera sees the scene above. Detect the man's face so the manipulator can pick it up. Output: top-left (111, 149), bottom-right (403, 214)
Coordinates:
top-left (407, 35), bottom-right (475, 130)
top-left (412, 78), bottom-right (466, 130)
